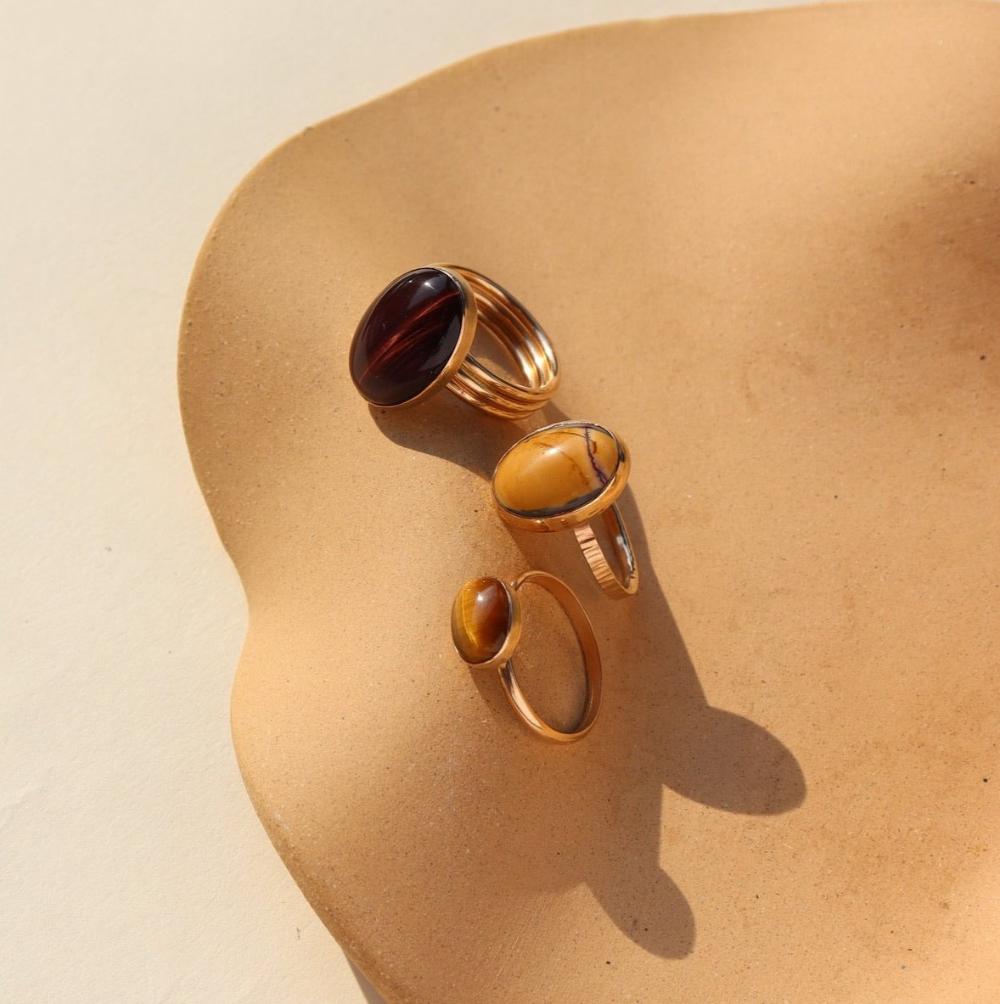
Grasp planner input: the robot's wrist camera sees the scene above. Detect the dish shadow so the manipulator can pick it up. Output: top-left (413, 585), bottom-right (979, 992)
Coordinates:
top-left (372, 393), bottom-right (806, 960)
top-left (349, 960), bottom-right (388, 1004)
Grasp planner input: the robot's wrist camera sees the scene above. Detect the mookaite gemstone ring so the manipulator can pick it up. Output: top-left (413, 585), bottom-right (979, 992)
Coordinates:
top-left (349, 265), bottom-right (559, 418)
top-left (451, 570), bottom-right (602, 742)
top-left (491, 420), bottom-right (639, 598)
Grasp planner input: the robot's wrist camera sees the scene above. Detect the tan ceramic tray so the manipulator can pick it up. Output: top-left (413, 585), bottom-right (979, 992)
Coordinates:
top-left (180, 4), bottom-right (1000, 1000)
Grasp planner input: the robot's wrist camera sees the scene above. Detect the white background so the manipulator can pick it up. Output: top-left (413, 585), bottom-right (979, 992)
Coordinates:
top-left (1, 2), bottom-right (805, 1000)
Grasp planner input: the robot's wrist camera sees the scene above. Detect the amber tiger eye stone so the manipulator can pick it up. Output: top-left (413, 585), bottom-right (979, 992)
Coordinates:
top-left (493, 422), bottom-right (622, 519)
top-left (451, 577), bottom-right (512, 665)
top-left (349, 267), bottom-right (465, 406)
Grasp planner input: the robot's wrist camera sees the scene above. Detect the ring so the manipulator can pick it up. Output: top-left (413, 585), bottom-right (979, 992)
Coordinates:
top-left (491, 420), bottom-right (639, 598)
top-left (349, 265), bottom-right (559, 418)
top-left (451, 570), bottom-right (601, 742)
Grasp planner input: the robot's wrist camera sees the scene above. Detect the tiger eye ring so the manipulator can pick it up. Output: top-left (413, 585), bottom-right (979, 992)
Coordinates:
top-left (450, 570), bottom-right (602, 743)
top-left (491, 420), bottom-right (639, 598)
top-left (349, 265), bottom-right (558, 418)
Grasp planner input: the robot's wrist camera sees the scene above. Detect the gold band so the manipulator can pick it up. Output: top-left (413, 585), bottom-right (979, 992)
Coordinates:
top-left (501, 571), bottom-right (602, 742)
top-left (439, 265), bottom-right (559, 419)
top-left (573, 504), bottom-right (639, 598)
top-left (450, 570), bottom-right (602, 742)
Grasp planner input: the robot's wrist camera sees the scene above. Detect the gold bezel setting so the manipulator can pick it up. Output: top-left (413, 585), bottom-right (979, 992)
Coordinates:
top-left (356, 266), bottom-right (478, 411)
top-left (490, 420), bottom-right (631, 533)
top-left (460, 579), bottom-right (523, 673)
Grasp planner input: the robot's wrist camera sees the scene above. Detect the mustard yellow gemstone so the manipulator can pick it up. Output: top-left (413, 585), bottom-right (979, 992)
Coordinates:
top-left (493, 422), bottom-right (621, 518)
top-left (451, 577), bottom-right (512, 664)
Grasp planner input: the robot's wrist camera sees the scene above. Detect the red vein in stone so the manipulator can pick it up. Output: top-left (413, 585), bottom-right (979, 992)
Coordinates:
top-left (361, 290), bottom-right (460, 381)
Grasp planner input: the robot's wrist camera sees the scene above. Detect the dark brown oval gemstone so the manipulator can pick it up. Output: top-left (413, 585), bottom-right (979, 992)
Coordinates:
top-left (349, 267), bottom-right (465, 406)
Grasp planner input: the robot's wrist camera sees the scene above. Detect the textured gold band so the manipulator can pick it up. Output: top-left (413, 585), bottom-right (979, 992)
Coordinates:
top-left (573, 504), bottom-right (639, 598)
top-left (499, 570), bottom-right (602, 743)
top-left (439, 265), bottom-right (559, 419)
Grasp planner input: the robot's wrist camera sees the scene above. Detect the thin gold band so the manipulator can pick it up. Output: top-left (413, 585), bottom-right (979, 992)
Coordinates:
top-left (499, 570), bottom-right (602, 743)
top-left (438, 265), bottom-right (559, 419)
top-left (573, 504), bottom-right (639, 598)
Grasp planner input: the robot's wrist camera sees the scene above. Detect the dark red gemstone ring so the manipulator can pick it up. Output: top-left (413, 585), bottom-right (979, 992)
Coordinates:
top-left (349, 265), bottom-right (559, 418)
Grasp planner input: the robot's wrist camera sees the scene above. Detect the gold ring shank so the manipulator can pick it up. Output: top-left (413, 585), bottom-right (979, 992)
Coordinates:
top-left (438, 265), bottom-right (559, 419)
top-left (499, 570), bottom-right (602, 742)
top-left (573, 504), bottom-right (639, 598)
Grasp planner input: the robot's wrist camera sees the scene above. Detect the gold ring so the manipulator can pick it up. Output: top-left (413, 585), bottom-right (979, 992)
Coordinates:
top-left (490, 420), bottom-right (639, 598)
top-left (450, 571), bottom-right (602, 742)
top-left (349, 265), bottom-right (559, 418)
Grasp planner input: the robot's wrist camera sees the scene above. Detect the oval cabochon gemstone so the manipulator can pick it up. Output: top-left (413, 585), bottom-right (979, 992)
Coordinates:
top-left (451, 577), bottom-right (512, 664)
top-left (493, 422), bottom-right (622, 519)
top-left (349, 267), bottom-right (465, 406)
